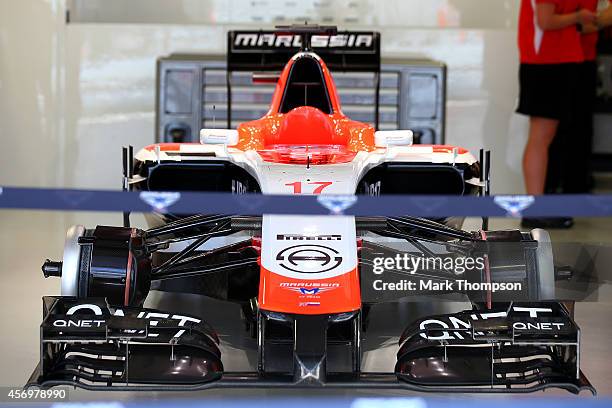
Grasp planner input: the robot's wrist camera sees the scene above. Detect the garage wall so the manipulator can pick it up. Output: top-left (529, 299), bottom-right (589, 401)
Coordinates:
top-left (0, 0), bottom-right (525, 194)
top-left (65, 0), bottom-right (519, 29)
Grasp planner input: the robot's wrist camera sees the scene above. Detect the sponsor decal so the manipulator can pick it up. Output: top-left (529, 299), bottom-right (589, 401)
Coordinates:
top-left (364, 181), bottom-right (381, 196)
top-left (283, 286), bottom-right (337, 295)
top-left (139, 191), bottom-right (181, 213)
top-left (417, 307), bottom-right (563, 341)
top-left (280, 282), bottom-right (340, 300)
top-left (494, 195), bottom-right (535, 217)
top-left (276, 244), bottom-right (342, 274)
top-left (56, 303), bottom-right (200, 339)
top-left (232, 180), bottom-right (248, 194)
top-left (299, 302), bottom-right (321, 307)
top-left (52, 319), bottom-right (105, 328)
top-left (233, 33), bottom-right (375, 49)
top-left (280, 282), bottom-right (340, 288)
top-left (277, 234), bottom-right (341, 241)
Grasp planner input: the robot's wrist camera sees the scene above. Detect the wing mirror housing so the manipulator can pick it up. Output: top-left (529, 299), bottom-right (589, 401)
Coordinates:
top-left (200, 129), bottom-right (239, 145)
top-left (374, 130), bottom-right (414, 147)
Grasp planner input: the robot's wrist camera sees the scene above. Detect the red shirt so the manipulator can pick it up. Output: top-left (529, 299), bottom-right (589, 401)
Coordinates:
top-left (519, 0), bottom-right (584, 64)
top-left (581, 0), bottom-right (599, 61)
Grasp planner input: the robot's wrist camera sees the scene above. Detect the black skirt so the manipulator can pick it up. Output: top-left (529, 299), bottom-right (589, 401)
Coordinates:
top-left (517, 62), bottom-right (581, 121)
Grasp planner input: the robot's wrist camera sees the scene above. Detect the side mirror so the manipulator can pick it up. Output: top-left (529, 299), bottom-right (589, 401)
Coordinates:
top-left (200, 129), bottom-right (239, 145)
top-left (374, 130), bottom-right (414, 147)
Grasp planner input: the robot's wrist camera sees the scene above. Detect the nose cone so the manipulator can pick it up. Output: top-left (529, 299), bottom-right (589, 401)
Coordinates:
top-left (272, 106), bottom-right (344, 146)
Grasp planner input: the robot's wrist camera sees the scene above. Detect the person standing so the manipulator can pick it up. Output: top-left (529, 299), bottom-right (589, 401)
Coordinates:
top-left (546, 0), bottom-right (600, 198)
top-left (517, 0), bottom-right (596, 229)
top-left (571, 0), bottom-right (599, 193)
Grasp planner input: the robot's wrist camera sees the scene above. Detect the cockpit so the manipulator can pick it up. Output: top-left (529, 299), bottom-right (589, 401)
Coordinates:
top-left (279, 54), bottom-right (333, 115)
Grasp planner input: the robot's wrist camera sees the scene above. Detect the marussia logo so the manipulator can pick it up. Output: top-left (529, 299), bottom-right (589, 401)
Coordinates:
top-left (280, 282), bottom-right (340, 295)
top-left (233, 33), bottom-right (374, 49)
top-left (284, 287), bottom-right (337, 295)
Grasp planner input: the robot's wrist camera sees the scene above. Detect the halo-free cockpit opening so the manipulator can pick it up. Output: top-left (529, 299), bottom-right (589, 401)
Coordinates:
top-left (279, 54), bottom-right (333, 115)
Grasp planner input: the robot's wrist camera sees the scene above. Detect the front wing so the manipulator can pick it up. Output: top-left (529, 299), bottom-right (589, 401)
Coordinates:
top-left (27, 297), bottom-right (595, 395)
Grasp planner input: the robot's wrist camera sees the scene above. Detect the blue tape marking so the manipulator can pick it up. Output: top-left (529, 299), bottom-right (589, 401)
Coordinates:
top-left (0, 186), bottom-right (611, 217)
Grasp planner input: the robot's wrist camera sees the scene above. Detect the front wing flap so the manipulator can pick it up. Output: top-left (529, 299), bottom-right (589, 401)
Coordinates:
top-left (28, 297), bottom-right (223, 388)
top-left (396, 302), bottom-right (595, 394)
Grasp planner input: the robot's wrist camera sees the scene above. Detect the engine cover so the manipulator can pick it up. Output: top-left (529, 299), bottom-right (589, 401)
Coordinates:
top-left (259, 215), bottom-right (360, 315)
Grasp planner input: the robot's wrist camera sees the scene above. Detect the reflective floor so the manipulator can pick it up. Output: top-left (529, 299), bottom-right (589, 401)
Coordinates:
top-left (0, 210), bottom-right (610, 400)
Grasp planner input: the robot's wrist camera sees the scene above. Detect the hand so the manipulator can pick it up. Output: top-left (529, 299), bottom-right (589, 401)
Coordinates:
top-left (598, 6), bottom-right (612, 29)
top-left (577, 8), bottom-right (597, 25)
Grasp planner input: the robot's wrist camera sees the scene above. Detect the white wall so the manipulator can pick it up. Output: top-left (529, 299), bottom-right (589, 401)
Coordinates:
top-left (0, 0), bottom-right (525, 193)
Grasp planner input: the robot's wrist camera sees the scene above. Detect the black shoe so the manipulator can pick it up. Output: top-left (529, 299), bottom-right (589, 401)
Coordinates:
top-left (521, 217), bottom-right (574, 229)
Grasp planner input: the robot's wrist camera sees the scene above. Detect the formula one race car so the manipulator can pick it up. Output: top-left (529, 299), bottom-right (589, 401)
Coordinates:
top-left (29, 25), bottom-right (594, 395)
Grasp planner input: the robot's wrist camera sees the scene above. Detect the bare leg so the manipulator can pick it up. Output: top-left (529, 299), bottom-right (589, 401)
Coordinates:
top-left (523, 116), bottom-right (559, 195)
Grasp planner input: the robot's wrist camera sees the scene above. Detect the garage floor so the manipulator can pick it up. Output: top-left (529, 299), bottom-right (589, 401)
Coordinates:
top-left (0, 209), bottom-right (610, 401)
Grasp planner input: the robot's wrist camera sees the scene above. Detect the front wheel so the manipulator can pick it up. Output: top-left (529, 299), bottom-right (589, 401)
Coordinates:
top-left (531, 228), bottom-right (555, 301)
top-left (42, 225), bottom-right (151, 306)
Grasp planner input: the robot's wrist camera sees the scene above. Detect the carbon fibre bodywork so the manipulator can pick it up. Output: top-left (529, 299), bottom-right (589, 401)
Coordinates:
top-left (28, 298), bottom-right (594, 395)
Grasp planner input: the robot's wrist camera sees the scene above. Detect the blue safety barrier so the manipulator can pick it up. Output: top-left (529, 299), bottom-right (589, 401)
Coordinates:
top-left (1, 186), bottom-right (612, 217)
top-left (5, 397), bottom-right (612, 408)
